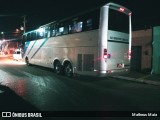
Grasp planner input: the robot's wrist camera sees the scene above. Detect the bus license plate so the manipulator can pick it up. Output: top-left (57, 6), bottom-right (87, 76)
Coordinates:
top-left (117, 63), bottom-right (124, 68)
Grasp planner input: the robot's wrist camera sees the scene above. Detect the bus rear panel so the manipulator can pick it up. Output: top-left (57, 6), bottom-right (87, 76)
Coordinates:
top-left (98, 3), bottom-right (132, 76)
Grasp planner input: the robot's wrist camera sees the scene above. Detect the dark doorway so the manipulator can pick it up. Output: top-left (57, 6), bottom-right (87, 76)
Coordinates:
top-left (131, 46), bottom-right (142, 71)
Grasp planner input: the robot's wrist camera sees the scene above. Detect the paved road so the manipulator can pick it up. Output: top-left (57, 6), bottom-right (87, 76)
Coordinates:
top-left (0, 57), bottom-right (160, 114)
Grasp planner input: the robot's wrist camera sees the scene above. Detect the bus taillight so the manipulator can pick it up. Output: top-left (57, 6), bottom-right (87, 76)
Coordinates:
top-left (128, 50), bottom-right (131, 60)
top-left (103, 49), bottom-right (108, 59)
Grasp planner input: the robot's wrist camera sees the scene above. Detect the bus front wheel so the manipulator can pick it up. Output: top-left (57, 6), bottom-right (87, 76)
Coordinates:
top-left (25, 57), bottom-right (30, 66)
top-left (64, 62), bottom-right (73, 77)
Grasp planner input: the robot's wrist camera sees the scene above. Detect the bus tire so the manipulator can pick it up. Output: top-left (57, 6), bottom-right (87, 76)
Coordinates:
top-left (54, 61), bottom-right (62, 74)
top-left (64, 62), bottom-right (73, 77)
top-left (25, 57), bottom-right (30, 66)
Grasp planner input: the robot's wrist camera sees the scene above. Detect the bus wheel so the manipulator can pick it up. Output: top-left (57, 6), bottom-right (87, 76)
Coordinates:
top-left (25, 57), bottom-right (30, 66)
top-left (54, 61), bottom-right (62, 74)
top-left (64, 62), bottom-right (73, 77)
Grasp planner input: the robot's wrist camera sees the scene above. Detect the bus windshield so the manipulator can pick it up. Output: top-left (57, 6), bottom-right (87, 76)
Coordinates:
top-left (108, 9), bottom-right (129, 33)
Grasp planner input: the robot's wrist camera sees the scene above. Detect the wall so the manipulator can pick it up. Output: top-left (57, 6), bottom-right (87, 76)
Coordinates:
top-left (152, 26), bottom-right (160, 74)
top-left (132, 29), bottom-right (152, 71)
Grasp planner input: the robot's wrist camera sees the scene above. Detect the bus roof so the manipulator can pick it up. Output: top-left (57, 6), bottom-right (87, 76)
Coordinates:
top-left (106, 2), bottom-right (132, 15)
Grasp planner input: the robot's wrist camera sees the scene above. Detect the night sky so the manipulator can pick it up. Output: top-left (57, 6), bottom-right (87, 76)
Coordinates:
top-left (0, 0), bottom-right (159, 32)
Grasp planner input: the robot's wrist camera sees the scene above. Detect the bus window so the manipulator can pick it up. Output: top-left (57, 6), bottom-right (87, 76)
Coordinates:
top-left (72, 21), bottom-right (83, 33)
top-left (44, 27), bottom-right (47, 38)
top-left (63, 24), bottom-right (69, 35)
top-left (47, 27), bottom-right (51, 37)
top-left (44, 27), bottom-right (50, 38)
top-left (76, 21), bottom-right (83, 32)
top-left (50, 24), bottom-right (56, 37)
top-left (37, 28), bottom-right (45, 38)
top-left (86, 19), bottom-right (93, 30)
top-left (59, 27), bottom-right (64, 35)
top-left (26, 33), bottom-right (31, 41)
top-left (34, 31), bottom-right (37, 40)
top-left (23, 35), bottom-right (27, 41)
top-left (55, 24), bottom-right (60, 36)
top-left (30, 32), bottom-right (33, 40)
top-left (69, 24), bottom-right (72, 33)
top-left (31, 31), bottom-right (36, 40)
top-left (55, 22), bottom-right (64, 36)
top-left (52, 29), bottom-right (56, 37)
top-left (108, 9), bottom-right (129, 33)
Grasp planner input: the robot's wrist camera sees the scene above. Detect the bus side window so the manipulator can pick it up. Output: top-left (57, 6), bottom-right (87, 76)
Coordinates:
top-left (52, 29), bottom-right (56, 37)
top-left (35, 31), bottom-right (39, 39)
top-left (59, 27), bottom-right (64, 35)
top-left (55, 24), bottom-right (59, 36)
top-left (76, 21), bottom-right (83, 32)
top-left (37, 28), bottom-right (45, 39)
top-left (63, 24), bottom-right (69, 35)
top-left (44, 27), bottom-right (47, 38)
top-left (31, 31), bottom-right (36, 40)
top-left (47, 27), bottom-right (51, 37)
top-left (72, 21), bottom-right (83, 33)
top-left (55, 22), bottom-right (64, 36)
top-left (27, 33), bottom-right (31, 41)
top-left (68, 24), bottom-right (72, 33)
top-left (86, 19), bottom-right (93, 30)
top-left (50, 25), bottom-right (56, 37)
top-left (30, 32), bottom-right (33, 40)
top-left (23, 35), bottom-right (27, 41)
top-left (34, 31), bottom-right (37, 40)
top-left (37, 31), bottom-right (40, 39)
top-left (44, 27), bottom-right (50, 38)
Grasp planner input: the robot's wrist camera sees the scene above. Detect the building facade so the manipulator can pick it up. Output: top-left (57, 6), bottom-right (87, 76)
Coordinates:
top-left (132, 29), bottom-right (152, 72)
top-left (152, 26), bottom-right (160, 74)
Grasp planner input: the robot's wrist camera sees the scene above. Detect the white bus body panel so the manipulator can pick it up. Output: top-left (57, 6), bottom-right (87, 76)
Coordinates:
top-left (24, 30), bottom-right (100, 76)
top-left (98, 6), bottom-right (109, 75)
top-left (97, 5), bottom-right (131, 76)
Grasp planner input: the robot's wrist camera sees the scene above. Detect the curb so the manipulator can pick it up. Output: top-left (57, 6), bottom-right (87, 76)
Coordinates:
top-left (111, 76), bottom-right (160, 86)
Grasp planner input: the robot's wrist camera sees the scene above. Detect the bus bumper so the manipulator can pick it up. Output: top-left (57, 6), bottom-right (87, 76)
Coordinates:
top-left (98, 68), bottom-right (130, 77)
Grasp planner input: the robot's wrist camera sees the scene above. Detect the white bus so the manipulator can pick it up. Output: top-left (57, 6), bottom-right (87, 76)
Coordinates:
top-left (22, 2), bottom-right (132, 77)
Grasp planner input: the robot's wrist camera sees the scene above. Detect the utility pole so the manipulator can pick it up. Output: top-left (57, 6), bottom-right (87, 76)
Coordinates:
top-left (21, 15), bottom-right (27, 34)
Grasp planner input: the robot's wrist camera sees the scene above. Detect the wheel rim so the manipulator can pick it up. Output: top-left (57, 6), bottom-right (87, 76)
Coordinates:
top-left (25, 58), bottom-right (29, 65)
top-left (55, 62), bottom-right (61, 74)
top-left (65, 63), bottom-right (73, 77)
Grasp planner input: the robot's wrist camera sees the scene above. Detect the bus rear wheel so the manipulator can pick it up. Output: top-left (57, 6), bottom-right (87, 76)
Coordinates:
top-left (64, 62), bottom-right (73, 77)
top-left (54, 61), bottom-right (62, 74)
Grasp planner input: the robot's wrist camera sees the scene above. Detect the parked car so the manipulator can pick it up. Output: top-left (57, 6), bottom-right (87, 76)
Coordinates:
top-left (13, 49), bottom-right (22, 61)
